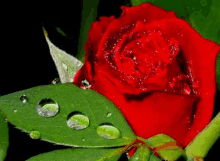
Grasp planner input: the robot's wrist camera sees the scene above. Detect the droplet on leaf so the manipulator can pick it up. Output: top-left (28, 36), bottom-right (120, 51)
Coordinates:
top-left (51, 78), bottom-right (61, 85)
top-left (30, 131), bottom-right (41, 139)
top-left (36, 98), bottom-right (59, 117)
top-left (13, 109), bottom-right (17, 113)
top-left (20, 95), bottom-right (28, 103)
top-left (97, 124), bottom-right (120, 139)
top-left (82, 79), bottom-right (91, 88)
top-left (67, 112), bottom-right (89, 130)
top-left (106, 112), bottom-right (112, 117)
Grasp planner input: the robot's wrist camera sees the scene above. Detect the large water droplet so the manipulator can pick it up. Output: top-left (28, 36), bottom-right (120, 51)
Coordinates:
top-left (36, 98), bottom-right (59, 117)
top-left (67, 113), bottom-right (89, 130)
top-left (97, 124), bottom-right (120, 139)
top-left (20, 95), bottom-right (28, 103)
top-left (30, 131), bottom-right (41, 139)
top-left (51, 78), bottom-right (61, 85)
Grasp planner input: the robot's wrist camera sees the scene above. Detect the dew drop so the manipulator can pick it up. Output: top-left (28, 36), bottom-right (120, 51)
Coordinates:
top-left (13, 109), bottom-right (17, 113)
top-left (82, 138), bottom-right (85, 141)
top-left (67, 113), bottom-right (89, 130)
top-left (20, 95), bottom-right (28, 103)
top-left (97, 124), bottom-right (120, 139)
top-left (106, 112), bottom-right (112, 117)
top-left (62, 63), bottom-right (68, 70)
top-left (36, 98), bottom-right (59, 117)
top-left (82, 79), bottom-right (91, 88)
top-left (51, 78), bottom-right (61, 85)
top-left (30, 131), bottom-right (41, 139)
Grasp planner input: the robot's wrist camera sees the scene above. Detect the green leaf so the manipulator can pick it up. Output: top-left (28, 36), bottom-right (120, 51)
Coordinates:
top-left (184, 0), bottom-right (220, 45)
top-left (131, 0), bottom-right (189, 20)
top-left (149, 153), bottom-right (161, 161)
top-left (76, 0), bottom-right (99, 62)
top-left (185, 112), bottom-right (220, 158)
top-left (0, 83), bottom-right (136, 147)
top-left (43, 28), bottom-right (83, 84)
top-left (0, 112), bottom-right (9, 161)
top-left (130, 146), bottom-right (151, 161)
top-left (146, 134), bottom-right (184, 160)
top-left (27, 147), bottom-right (124, 161)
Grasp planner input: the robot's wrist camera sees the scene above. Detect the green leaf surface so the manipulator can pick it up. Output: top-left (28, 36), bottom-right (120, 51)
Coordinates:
top-left (76, 0), bottom-right (99, 62)
top-left (185, 112), bottom-right (220, 158)
top-left (149, 154), bottom-right (161, 161)
top-left (43, 28), bottom-right (83, 84)
top-left (147, 134), bottom-right (184, 160)
top-left (0, 83), bottom-right (136, 147)
top-left (184, 0), bottom-right (220, 45)
top-left (131, 0), bottom-right (188, 20)
top-left (27, 147), bottom-right (124, 161)
top-left (0, 112), bottom-right (9, 161)
top-left (130, 146), bottom-right (151, 161)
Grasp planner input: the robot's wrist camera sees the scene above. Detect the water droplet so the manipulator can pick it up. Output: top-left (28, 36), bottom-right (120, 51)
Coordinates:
top-left (20, 95), bottom-right (28, 103)
top-left (4, 119), bottom-right (8, 122)
top-left (51, 78), bottom-right (61, 85)
top-left (36, 98), bottom-right (59, 117)
top-left (82, 79), bottom-right (91, 88)
top-left (82, 138), bottom-right (85, 141)
top-left (106, 112), bottom-right (112, 117)
top-left (62, 63), bottom-right (68, 70)
top-left (30, 131), bottom-right (41, 139)
top-left (97, 124), bottom-right (120, 139)
top-left (67, 113), bottom-right (89, 130)
top-left (13, 109), bottom-right (17, 113)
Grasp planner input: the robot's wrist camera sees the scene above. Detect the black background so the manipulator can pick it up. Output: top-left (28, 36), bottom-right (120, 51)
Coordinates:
top-left (1, 0), bottom-right (219, 160)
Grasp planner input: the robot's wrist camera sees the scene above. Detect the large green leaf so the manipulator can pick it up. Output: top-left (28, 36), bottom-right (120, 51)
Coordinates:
top-left (0, 112), bottom-right (9, 161)
top-left (0, 83), bottom-right (136, 147)
top-left (76, 0), bottom-right (99, 62)
top-left (27, 147), bottom-right (124, 161)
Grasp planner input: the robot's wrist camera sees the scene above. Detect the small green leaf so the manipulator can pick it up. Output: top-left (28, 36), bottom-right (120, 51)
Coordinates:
top-left (0, 83), bottom-right (136, 147)
top-left (0, 112), bottom-right (9, 161)
top-left (149, 153), bottom-right (161, 161)
top-left (147, 134), bottom-right (184, 160)
top-left (27, 147), bottom-right (124, 161)
top-left (76, 0), bottom-right (99, 62)
top-left (43, 28), bottom-right (83, 84)
top-left (185, 112), bottom-right (220, 158)
top-left (130, 146), bottom-right (151, 161)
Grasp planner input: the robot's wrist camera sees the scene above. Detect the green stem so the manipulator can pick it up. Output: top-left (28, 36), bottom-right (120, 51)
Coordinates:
top-left (185, 112), bottom-right (220, 158)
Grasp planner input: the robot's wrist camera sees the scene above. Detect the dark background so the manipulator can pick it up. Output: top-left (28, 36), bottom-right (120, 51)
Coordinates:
top-left (1, 0), bottom-right (219, 160)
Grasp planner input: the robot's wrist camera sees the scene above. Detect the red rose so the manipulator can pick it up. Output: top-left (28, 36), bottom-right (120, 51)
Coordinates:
top-left (73, 3), bottom-right (220, 147)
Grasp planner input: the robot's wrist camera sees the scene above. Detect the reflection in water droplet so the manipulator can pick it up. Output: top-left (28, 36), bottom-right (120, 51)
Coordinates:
top-left (67, 114), bottom-right (89, 130)
top-left (36, 98), bottom-right (59, 117)
top-left (30, 131), bottom-right (41, 139)
top-left (13, 109), bottom-right (17, 113)
top-left (106, 112), bottom-right (112, 117)
top-left (62, 63), bottom-right (68, 70)
top-left (51, 78), bottom-right (61, 85)
top-left (97, 124), bottom-right (120, 139)
top-left (20, 95), bottom-right (28, 103)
